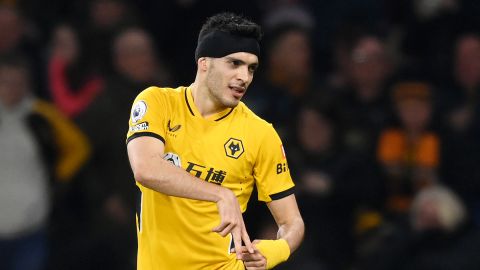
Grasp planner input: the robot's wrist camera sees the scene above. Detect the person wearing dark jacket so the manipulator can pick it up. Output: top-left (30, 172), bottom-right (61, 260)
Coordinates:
top-left (0, 54), bottom-right (90, 270)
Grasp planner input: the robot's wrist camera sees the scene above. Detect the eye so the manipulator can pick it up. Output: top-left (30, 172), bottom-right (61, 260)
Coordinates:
top-left (231, 60), bottom-right (241, 66)
top-left (248, 65), bottom-right (258, 73)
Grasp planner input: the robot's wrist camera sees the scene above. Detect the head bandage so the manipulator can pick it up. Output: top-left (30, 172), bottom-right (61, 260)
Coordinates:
top-left (195, 30), bottom-right (260, 61)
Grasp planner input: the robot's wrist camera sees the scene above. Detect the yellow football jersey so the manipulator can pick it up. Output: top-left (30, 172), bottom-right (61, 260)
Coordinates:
top-left (126, 86), bottom-right (295, 270)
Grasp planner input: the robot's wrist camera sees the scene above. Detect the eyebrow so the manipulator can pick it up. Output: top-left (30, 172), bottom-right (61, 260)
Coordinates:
top-left (225, 56), bottom-right (259, 67)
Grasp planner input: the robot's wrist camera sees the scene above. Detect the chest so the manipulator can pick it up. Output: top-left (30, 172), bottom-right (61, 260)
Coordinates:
top-left (0, 115), bottom-right (40, 165)
top-left (163, 114), bottom-right (254, 187)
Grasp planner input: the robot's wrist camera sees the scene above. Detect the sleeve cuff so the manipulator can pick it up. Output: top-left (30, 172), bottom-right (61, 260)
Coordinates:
top-left (269, 186), bottom-right (295, 200)
top-left (126, 132), bottom-right (165, 145)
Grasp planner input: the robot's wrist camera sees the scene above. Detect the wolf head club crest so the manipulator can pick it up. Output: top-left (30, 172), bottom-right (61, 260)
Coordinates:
top-left (224, 138), bottom-right (244, 159)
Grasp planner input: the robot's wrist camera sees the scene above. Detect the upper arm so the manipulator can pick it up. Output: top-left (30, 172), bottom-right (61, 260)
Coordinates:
top-left (266, 194), bottom-right (302, 227)
top-left (126, 87), bottom-right (169, 181)
top-left (126, 87), bottom-right (169, 145)
top-left (127, 136), bottom-right (166, 179)
top-left (253, 125), bottom-right (295, 202)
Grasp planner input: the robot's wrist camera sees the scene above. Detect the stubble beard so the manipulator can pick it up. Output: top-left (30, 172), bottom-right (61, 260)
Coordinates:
top-left (206, 70), bottom-right (239, 109)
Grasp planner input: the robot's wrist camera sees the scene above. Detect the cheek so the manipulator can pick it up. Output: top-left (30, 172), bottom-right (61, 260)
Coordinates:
top-left (206, 69), bottom-right (224, 93)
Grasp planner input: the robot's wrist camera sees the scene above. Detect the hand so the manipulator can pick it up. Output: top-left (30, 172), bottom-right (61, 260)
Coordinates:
top-left (234, 240), bottom-right (267, 270)
top-left (212, 189), bottom-right (254, 259)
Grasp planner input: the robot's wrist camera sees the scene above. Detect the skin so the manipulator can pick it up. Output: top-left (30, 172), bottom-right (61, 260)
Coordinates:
top-left (127, 51), bottom-right (304, 269)
top-left (0, 66), bottom-right (29, 108)
top-left (236, 195), bottom-right (304, 269)
top-left (114, 29), bottom-right (158, 82)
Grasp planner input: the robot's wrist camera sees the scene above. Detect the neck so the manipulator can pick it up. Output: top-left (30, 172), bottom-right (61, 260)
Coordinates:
top-left (190, 80), bottom-right (226, 118)
top-left (406, 129), bottom-right (422, 141)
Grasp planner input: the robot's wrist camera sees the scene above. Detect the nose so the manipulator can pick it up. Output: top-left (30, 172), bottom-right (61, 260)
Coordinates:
top-left (236, 66), bottom-right (250, 84)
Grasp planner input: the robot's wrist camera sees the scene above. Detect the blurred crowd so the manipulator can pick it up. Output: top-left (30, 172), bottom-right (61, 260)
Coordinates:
top-left (1, 0), bottom-right (480, 269)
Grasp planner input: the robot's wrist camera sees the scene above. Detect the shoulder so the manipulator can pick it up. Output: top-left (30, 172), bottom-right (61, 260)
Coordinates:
top-left (28, 100), bottom-right (59, 141)
top-left (32, 99), bottom-right (66, 121)
top-left (136, 86), bottom-right (185, 101)
top-left (236, 102), bottom-right (275, 133)
top-left (132, 86), bottom-right (186, 116)
top-left (235, 102), bottom-right (281, 145)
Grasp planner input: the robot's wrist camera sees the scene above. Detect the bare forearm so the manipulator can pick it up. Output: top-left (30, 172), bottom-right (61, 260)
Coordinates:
top-left (267, 195), bottom-right (305, 253)
top-left (276, 216), bottom-right (304, 253)
top-left (136, 157), bottom-right (227, 202)
top-left (127, 139), bottom-right (229, 203)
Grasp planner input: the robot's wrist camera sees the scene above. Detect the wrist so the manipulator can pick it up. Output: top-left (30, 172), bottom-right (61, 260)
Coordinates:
top-left (214, 186), bottom-right (233, 203)
top-left (255, 239), bottom-right (290, 269)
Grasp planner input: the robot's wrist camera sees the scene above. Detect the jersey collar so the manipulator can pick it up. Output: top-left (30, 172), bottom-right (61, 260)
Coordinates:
top-left (184, 87), bottom-right (234, 122)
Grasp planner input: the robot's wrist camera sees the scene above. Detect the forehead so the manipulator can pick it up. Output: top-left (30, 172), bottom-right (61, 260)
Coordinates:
top-left (396, 98), bottom-right (430, 108)
top-left (222, 52), bottom-right (259, 65)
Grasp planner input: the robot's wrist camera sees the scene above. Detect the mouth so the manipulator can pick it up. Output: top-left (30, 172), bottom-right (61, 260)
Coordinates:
top-left (229, 85), bottom-right (246, 99)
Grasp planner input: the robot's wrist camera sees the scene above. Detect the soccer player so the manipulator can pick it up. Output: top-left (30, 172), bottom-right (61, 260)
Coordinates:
top-left (126, 12), bottom-right (304, 270)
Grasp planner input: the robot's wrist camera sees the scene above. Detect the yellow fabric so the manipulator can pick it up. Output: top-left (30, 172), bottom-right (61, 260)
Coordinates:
top-left (126, 86), bottom-right (295, 270)
top-left (33, 100), bottom-right (90, 182)
top-left (255, 239), bottom-right (290, 269)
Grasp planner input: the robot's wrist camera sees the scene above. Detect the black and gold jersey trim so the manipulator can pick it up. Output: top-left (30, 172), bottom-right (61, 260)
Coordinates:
top-left (126, 132), bottom-right (166, 145)
top-left (215, 108), bottom-right (234, 121)
top-left (269, 187), bottom-right (295, 200)
top-left (185, 88), bottom-right (195, 116)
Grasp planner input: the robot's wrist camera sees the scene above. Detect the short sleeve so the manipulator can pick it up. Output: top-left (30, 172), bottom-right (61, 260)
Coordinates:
top-left (126, 87), bottom-right (168, 144)
top-left (253, 125), bottom-right (295, 202)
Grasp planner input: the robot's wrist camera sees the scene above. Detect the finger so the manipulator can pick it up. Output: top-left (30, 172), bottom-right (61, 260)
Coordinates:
top-left (241, 227), bottom-right (254, 254)
top-left (242, 252), bottom-right (263, 262)
top-left (244, 261), bottom-right (265, 267)
top-left (212, 221), bottom-right (229, 233)
top-left (232, 229), bottom-right (243, 260)
top-left (231, 245), bottom-right (249, 254)
top-left (217, 223), bottom-right (234, 237)
top-left (245, 266), bottom-right (264, 270)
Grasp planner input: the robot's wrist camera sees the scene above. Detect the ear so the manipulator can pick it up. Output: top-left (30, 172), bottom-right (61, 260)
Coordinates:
top-left (197, 57), bottom-right (208, 72)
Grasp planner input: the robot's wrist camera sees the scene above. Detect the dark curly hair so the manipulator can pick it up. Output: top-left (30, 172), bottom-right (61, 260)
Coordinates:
top-left (197, 12), bottom-right (262, 43)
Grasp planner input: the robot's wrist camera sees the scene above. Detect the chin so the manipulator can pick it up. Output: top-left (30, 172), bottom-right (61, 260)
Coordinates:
top-left (223, 99), bottom-right (240, 108)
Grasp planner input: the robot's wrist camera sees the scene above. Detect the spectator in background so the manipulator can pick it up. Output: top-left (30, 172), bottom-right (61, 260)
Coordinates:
top-left (0, 54), bottom-right (90, 270)
top-left (377, 81), bottom-right (439, 214)
top-left (335, 33), bottom-right (394, 158)
top-left (443, 34), bottom-right (480, 133)
top-left (74, 27), bottom-right (172, 270)
top-left (0, 5), bottom-right (45, 97)
top-left (398, 0), bottom-right (462, 81)
top-left (440, 33), bottom-right (480, 223)
top-left (357, 185), bottom-right (480, 270)
top-left (0, 5), bottom-right (24, 56)
top-left (244, 22), bottom-right (316, 141)
top-left (48, 24), bottom-right (104, 118)
top-left (327, 34), bottom-right (394, 227)
top-left (284, 104), bottom-right (366, 270)
top-left (83, 0), bottom-right (139, 75)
